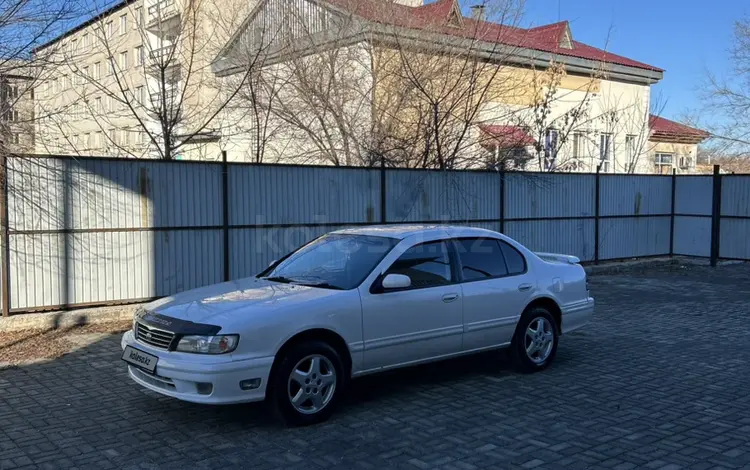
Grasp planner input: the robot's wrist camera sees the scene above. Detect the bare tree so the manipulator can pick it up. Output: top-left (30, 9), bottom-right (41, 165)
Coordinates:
top-left (704, 17), bottom-right (750, 158)
top-left (1, 0), bottom-right (80, 154)
top-left (222, 0), bottom-right (530, 168)
top-left (34, 0), bottom-right (270, 160)
top-left (511, 61), bottom-right (597, 172)
top-left (596, 88), bottom-right (667, 173)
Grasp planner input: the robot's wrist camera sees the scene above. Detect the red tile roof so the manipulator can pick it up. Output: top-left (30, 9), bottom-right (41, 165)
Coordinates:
top-left (479, 125), bottom-right (536, 148)
top-left (325, 0), bottom-right (663, 72)
top-left (649, 115), bottom-right (710, 143)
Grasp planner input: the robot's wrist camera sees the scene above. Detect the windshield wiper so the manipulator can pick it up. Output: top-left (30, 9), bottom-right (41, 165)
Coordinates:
top-left (260, 276), bottom-right (295, 284)
top-left (292, 280), bottom-right (344, 290)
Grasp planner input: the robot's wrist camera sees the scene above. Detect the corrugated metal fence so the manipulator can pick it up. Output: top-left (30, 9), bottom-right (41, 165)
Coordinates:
top-left (0, 156), bottom-right (746, 314)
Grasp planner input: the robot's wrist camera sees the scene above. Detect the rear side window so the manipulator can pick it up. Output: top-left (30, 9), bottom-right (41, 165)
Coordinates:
top-left (386, 240), bottom-right (452, 288)
top-left (454, 238), bottom-right (508, 281)
top-left (500, 241), bottom-right (526, 275)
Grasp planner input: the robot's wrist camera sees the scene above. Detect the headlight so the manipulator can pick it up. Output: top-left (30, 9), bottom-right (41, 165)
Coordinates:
top-left (176, 335), bottom-right (239, 354)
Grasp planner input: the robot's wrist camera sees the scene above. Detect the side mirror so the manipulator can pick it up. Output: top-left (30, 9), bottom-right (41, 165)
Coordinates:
top-left (381, 273), bottom-right (411, 290)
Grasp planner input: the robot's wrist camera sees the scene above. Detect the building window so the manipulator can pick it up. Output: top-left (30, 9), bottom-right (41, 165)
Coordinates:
top-left (94, 62), bottom-right (101, 79)
top-left (106, 21), bottom-right (114, 38)
top-left (655, 153), bottom-right (673, 174)
top-left (82, 33), bottom-right (90, 50)
top-left (95, 131), bottom-right (103, 149)
top-left (135, 7), bottom-right (144, 27)
top-left (108, 129), bottom-right (117, 147)
top-left (572, 132), bottom-right (585, 159)
top-left (108, 58), bottom-right (115, 75)
top-left (12, 133), bottom-right (19, 145)
top-left (120, 14), bottom-right (127, 35)
top-left (94, 96), bottom-right (102, 113)
top-left (136, 85), bottom-right (145, 104)
top-left (599, 133), bottom-right (612, 172)
top-left (3, 109), bottom-right (20, 122)
top-left (82, 66), bottom-right (89, 82)
top-left (135, 46), bottom-right (144, 65)
top-left (71, 39), bottom-right (77, 53)
top-left (120, 51), bottom-right (128, 70)
top-left (544, 129), bottom-right (558, 170)
top-left (679, 156), bottom-right (693, 169)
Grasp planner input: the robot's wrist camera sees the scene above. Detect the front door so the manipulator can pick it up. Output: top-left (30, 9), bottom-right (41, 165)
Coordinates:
top-left (359, 240), bottom-right (463, 371)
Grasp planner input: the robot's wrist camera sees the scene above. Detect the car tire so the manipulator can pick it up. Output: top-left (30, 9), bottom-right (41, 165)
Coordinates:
top-left (269, 341), bottom-right (346, 426)
top-left (510, 307), bottom-right (559, 373)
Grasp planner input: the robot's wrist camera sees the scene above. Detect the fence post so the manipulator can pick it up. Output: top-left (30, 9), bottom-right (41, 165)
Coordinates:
top-left (499, 170), bottom-right (505, 233)
top-left (380, 157), bottom-right (386, 224)
top-left (0, 152), bottom-right (9, 316)
top-left (594, 167), bottom-right (600, 264)
top-left (669, 168), bottom-right (676, 257)
top-left (222, 150), bottom-right (230, 282)
top-left (710, 164), bottom-right (722, 267)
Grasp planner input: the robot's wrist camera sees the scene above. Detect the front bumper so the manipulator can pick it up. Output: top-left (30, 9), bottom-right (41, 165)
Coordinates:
top-left (121, 330), bottom-right (274, 405)
top-left (561, 297), bottom-right (594, 334)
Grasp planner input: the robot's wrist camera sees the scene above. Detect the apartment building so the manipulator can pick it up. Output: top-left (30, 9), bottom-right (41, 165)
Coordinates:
top-left (33, 0), bottom-right (252, 160)
top-left (1, 62), bottom-right (35, 153)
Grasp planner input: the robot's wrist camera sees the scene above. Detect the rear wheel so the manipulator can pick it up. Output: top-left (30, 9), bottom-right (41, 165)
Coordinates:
top-left (511, 307), bottom-right (558, 373)
top-left (269, 341), bottom-right (345, 426)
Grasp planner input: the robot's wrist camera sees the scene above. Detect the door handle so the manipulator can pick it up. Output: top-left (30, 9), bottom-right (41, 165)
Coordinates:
top-left (442, 293), bottom-right (459, 303)
top-left (518, 283), bottom-right (533, 292)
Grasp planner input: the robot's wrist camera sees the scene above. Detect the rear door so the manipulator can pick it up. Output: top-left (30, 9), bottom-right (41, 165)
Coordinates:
top-left (453, 237), bottom-right (535, 351)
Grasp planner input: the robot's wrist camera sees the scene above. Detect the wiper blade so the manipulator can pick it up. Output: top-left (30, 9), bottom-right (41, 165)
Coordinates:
top-left (260, 276), bottom-right (295, 284)
top-left (292, 281), bottom-right (344, 290)
top-left (261, 275), bottom-right (343, 290)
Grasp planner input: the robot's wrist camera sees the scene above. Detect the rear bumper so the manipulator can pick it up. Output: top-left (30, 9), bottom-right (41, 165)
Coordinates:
top-left (121, 330), bottom-right (274, 405)
top-left (561, 297), bottom-right (594, 334)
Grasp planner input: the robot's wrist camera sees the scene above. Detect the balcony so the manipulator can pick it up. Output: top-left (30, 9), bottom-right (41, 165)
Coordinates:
top-left (149, 88), bottom-right (180, 107)
top-left (149, 45), bottom-right (176, 62)
top-left (146, 0), bottom-right (180, 32)
top-left (145, 61), bottom-right (182, 80)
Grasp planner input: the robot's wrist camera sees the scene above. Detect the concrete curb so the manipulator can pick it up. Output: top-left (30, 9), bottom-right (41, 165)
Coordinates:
top-left (0, 304), bottom-right (142, 333)
top-left (584, 257), bottom-right (679, 275)
top-left (584, 256), bottom-right (746, 275)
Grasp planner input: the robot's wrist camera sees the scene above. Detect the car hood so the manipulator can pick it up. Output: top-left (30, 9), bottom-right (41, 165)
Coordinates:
top-left (143, 277), bottom-right (343, 325)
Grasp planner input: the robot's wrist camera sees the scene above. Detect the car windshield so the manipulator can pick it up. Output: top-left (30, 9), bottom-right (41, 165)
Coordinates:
top-left (259, 234), bottom-right (399, 290)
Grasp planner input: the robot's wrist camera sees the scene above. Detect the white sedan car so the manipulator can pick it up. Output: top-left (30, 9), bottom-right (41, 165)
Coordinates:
top-left (122, 225), bottom-right (593, 425)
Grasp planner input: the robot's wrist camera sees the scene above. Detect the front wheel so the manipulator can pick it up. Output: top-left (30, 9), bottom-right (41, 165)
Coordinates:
top-left (269, 341), bottom-right (345, 426)
top-left (511, 307), bottom-right (559, 373)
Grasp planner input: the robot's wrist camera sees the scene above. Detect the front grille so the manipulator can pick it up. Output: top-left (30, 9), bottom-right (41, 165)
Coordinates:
top-left (135, 321), bottom-right (175, 350)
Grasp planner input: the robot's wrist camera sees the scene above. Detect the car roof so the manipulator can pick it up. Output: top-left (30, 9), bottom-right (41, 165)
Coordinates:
top-left (331, 225), bottom-right (502, 240)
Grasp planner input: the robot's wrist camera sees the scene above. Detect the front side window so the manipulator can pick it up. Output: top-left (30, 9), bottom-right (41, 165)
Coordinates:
top-left (454, 238), bottom-right (508, 281)
top-left (261, 234), bottom-right (399, 290)
top-left (385, 240), bottom-right (453, 289)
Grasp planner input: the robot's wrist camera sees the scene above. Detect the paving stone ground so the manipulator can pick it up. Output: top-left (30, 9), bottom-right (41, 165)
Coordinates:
top-left (1, 263), bottom-right (750, 469)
